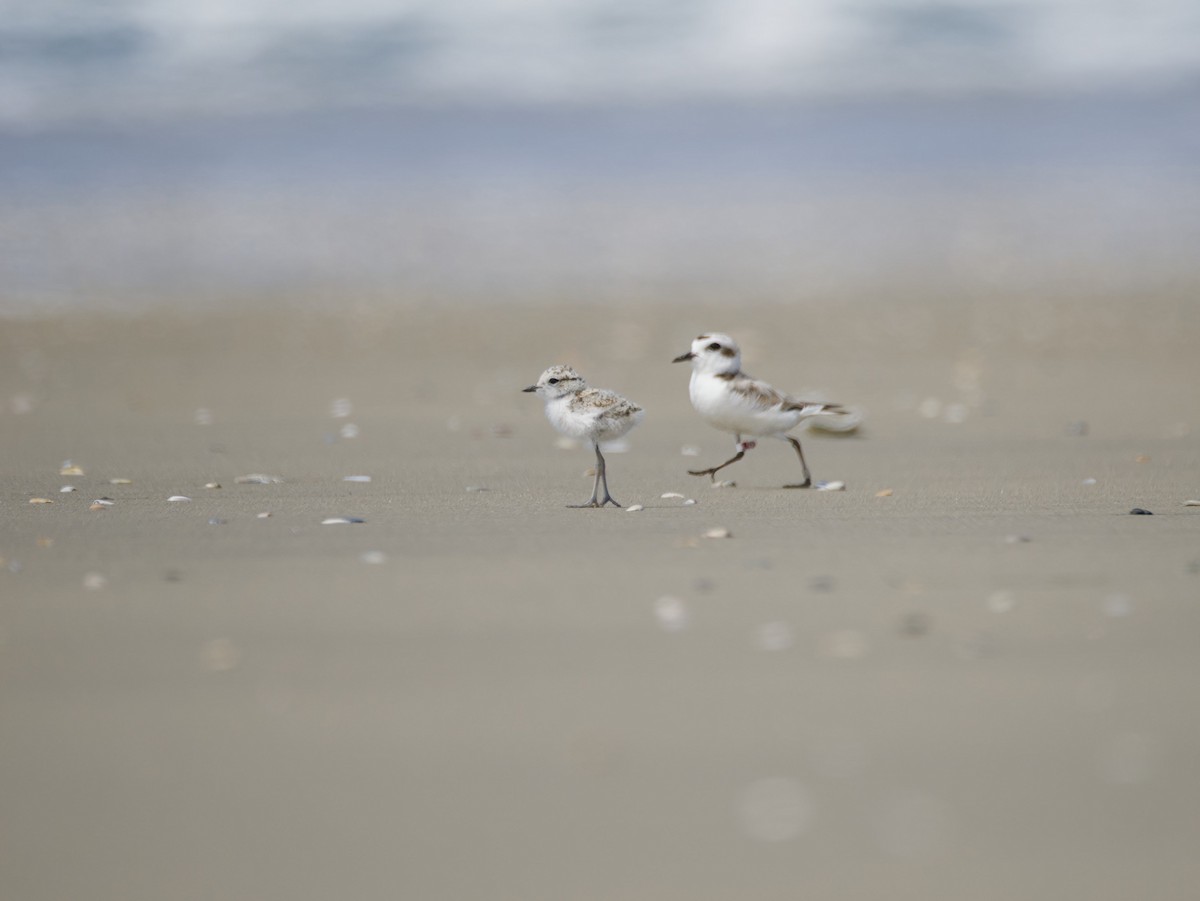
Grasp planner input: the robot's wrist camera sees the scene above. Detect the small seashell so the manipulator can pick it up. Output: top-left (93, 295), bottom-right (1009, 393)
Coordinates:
top-left (322, 516), bottom-right (365, 525)
top-left (661, 492), bottom-right (685, 499)
top-left (682, 498), bottom-right (697, 506)
top-left (91, 497), bottom-right (115, 506)
top-left (875, 488), bottom-right (893, 497)
top-left (713, 479), bottom-right (737, 488)
top-left (1082, 478), bottom-right (1098, 486)
top-left (109, 478), bottom-right (132, 485)
top-left (256, 511), bottom-right (271, 519)
top-left (1129, 508), bottom-right (1153, 515)
top-left (205, 482), bottom-right (221, 489)
top-left (29, 497), bottom-right (54, 505)
top-left (1184, 500), bottom-right (1200, 507)
top-left (625, 504), bottom-right (644, 512)
top-left (653, 595), bottom-right (690, 632)
top-left (343, 475), bottom-right (372, 483)
top-left (235, 474), bottom-right (283, 484)
top-left (207, 517), bottom-right (226, 525)
top-left (167, 496), bottom-right (192, 502)
top-left (60, 485), bottom-right (76, 493)
top-left (816, 480), bottom-right (846, 491)
top-left (704, 527), bottom-right (732, 539)
top-left (60, 461), bottom-right (84, 476)
top-left (88, 502), bottom-right (106, 511)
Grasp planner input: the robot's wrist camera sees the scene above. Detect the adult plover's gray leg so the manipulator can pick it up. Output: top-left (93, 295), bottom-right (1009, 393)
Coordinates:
top-left (569, 443), bottom-right (620, 508)
top-left (782, 435), bottom-right (814, 488)
top-left (689, 434), bottom-right (754, 482)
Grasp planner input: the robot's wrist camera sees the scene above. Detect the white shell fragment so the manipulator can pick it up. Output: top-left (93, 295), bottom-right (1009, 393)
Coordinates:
top-left (28, 497), bottom-right (54, 505)
top-left (167, 496), bottom-right (192, 502)
top-left (343, 475), bottom-right (372, 483)
top-left (256, 512), bottom-right (271, 519)
top-left (205, 482), bottom-right (221, 489)
top-left (235, 474), bottom-right (283, 484)
top-left (713, 479), bottom-right (736, 488)
top-left (60, 461), bottom-right (84, 476)
top-left (60, 485), bottom-right (76, 493)
top-left (625, 504), bottom-right (644, 512)
top-left (661, 492), bottom-right (686, 499)
top-left (1185, 500), bottom-right (1200, 507)
top-left (321, 517), bottom-right (365, 525)
top-left (109, 478), bottom-right (132, 485)
top-left (682, 498), bottom-right (697, 506)
top-left (704, 527), bottom-right (732, 539)
top-left (653, 596), bottom-right (690, 632)
top-left (816, 480), bottom-right (846, 491)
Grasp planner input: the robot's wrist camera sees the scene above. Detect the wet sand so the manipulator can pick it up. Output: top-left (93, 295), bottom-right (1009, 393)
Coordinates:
top-left (2, 294), bottom-right (1199, 900)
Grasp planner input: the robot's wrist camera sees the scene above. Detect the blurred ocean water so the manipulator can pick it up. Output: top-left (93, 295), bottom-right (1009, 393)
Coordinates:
top-left (1, 1), bottom-right (1198, 312)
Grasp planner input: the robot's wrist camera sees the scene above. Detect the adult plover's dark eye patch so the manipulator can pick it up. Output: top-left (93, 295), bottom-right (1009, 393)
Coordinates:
top-left (707, 342), bottom-right (722, 351)
top-left (547, 377), bottom-right (559, 384)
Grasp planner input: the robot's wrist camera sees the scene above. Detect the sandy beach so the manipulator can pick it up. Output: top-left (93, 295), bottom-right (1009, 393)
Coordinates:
top-left (2, 292), bottom-right (1198, 900)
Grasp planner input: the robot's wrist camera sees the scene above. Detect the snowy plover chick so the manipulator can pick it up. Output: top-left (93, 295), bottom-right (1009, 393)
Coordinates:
top-left (523, 365), bottom-right (644, 508)
top-left (672, 333), bottom-right (842, 488)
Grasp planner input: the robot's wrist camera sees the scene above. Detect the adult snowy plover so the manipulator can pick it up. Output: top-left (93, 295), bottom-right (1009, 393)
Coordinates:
top-left (523, 365), bottom-right (644, 508)
top-left (672, 333), bottom-right (841, 488)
